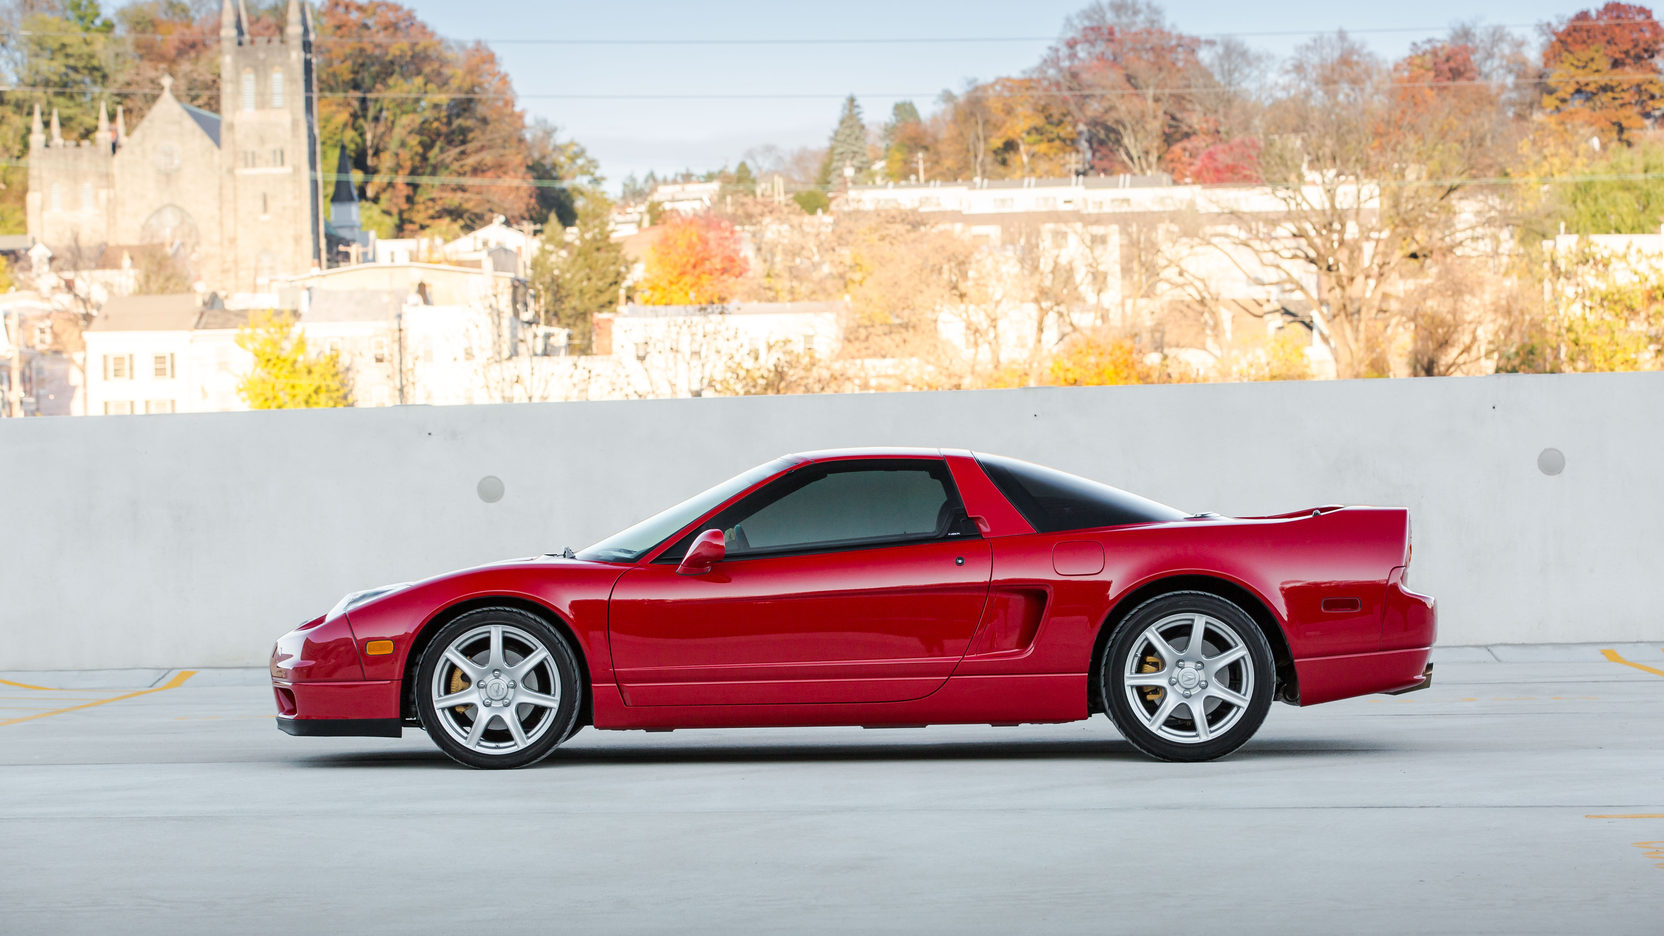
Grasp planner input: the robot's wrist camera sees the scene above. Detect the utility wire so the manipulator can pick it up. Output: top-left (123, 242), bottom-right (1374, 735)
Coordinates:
top-left (3, 72), bottom-right (1661, 101)
top-left (0, 17), bottom-right (1656, 45)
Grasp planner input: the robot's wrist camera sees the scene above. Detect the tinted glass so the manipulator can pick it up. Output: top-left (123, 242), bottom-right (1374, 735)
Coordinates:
top-left (663, 460), bottom-right (971, 560)
top-left (576, 458), bottom-right (793, 563)
top-left (975, 453), bottom-right (1186, 533)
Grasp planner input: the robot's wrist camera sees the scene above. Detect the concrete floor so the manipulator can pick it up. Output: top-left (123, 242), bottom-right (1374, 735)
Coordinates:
top-left (3, 647), bottom-right (1663, 935)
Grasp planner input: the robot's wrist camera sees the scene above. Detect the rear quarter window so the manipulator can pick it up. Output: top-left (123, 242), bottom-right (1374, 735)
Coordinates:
top-left (975, 453), bottom-right (1186, 533)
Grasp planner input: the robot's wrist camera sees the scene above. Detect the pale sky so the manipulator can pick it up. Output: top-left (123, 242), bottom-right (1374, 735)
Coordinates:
top-left (408, 0), bottom-right (1591, 186)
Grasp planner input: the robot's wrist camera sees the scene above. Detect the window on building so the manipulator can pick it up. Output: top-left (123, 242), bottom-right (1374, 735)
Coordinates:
top-left (372, 337), bottom-right (388, 363)
top-left (80, 182), bottom-right (93, 211)
top-left (144, 400), bottom-right (176, 414)
top-left (241, 70), bottom-right (255, 111)
top-left (273, 148), bottom-right (284, 167)
top-left (261, 193), bottom-right (269, 216)
top-left (270, 69), bottom-right (284, 108)
top-left (104, 354), bottom-right (134, 380)
top-left (153, 353), bottom-right (175, 379)
top-left (103, 400), bottom-right (133, 415)
top-left (243, 150), bottom-right (257, 169)
top-left (49, 183), bottom-right (61, 213)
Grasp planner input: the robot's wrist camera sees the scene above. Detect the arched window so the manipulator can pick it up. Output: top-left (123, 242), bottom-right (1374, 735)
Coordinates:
top-left (270, 69), bottom-right (284, 108)
top-left (241, 70), bottom-right (255, 111)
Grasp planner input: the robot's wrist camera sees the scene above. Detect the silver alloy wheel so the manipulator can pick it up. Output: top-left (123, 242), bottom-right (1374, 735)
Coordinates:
top-left (1122, 611), bottom-right (1255, 744)
top-left (428, 623), bottom-right (562, 756)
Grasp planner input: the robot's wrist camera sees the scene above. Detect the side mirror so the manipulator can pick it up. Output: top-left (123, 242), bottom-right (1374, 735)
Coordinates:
top-left (676, 529), bottom-right (726, 575)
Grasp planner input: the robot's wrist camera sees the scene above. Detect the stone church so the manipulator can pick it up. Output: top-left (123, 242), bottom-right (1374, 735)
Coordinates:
top-left (27, 0), bottom-right (325, 293)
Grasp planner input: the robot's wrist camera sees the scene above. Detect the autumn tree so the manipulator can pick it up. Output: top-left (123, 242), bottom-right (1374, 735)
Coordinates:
top-left (1541, 3), bottom-right (1664, 142)
top-left (531, 189), bottom-right (627, 353)
top-left (1216, 32), bottom-right (1506, 378)
top-left (235, 311), bottom-right (353, 409)
top-left (637, 214), bottom-right (748, 306)
top-left (1037, 0), bottom-right (1219, 177)
top-left (315, 0), bottom-right (532, 237)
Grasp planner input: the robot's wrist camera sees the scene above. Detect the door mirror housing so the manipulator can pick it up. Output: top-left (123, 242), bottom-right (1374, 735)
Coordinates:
top-left (676, 529), bottom-right (726, 575)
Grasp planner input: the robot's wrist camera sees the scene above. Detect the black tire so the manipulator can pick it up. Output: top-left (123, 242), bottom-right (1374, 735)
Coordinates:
top-left (1100, 590), bottom-right (1275, 762)
top-left (415, 607), bottom-right (584, 770)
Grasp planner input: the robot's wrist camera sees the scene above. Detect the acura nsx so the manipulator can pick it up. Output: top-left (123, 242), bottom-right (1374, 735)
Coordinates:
top-left (271, 448), bottom-right (1435, 767)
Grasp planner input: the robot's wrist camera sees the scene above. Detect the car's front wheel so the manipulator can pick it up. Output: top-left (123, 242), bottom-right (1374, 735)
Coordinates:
top-left (1101, 591), bottom-right (1275, 762)
top-left (415, 607), bottom-right (583, 769)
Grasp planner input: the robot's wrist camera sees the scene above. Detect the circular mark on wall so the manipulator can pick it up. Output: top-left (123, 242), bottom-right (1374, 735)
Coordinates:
top-left (476, 475), bottom-right (505, 503)
top-left (1537, 448), bottom-right (1565, 476)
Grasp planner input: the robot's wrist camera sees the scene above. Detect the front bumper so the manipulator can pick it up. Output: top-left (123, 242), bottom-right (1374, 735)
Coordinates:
top-left (276, 715), bottom-right (402, 737)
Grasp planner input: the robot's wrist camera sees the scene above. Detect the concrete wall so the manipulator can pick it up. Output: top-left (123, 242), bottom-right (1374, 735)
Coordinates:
top-left (1, 372), bottom-right (1659, 669)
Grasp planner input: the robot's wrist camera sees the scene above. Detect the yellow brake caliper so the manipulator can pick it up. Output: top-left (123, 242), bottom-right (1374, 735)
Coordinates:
top-left (449, 666), bottom-right (471, 714)
top-left (1139, 654), bottom-right (1164, 704)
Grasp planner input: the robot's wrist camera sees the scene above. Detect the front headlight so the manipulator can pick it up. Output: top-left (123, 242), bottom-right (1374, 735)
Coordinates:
top-left (327, 583), bottom-right (412, 619)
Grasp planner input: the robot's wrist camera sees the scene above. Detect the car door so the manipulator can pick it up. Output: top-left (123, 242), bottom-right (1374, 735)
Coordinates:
top-left (607, 458), bottom-right (993, 706)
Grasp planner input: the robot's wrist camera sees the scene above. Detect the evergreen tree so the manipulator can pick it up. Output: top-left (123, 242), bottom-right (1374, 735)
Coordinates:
top-left (826, 95), bottom-right (869, 184)
top-left (733, 161), bottom-right (755, 187)
top-left (884, 100), bottom-right (922, 142)
top-left (531, 191), bottom-right (628, 353)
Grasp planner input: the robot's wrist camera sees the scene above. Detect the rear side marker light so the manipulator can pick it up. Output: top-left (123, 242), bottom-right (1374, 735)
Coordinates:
top-left (1321, 597), bottom-right (1362, 614)
top-left (364, 640), bottom-right (395, 656)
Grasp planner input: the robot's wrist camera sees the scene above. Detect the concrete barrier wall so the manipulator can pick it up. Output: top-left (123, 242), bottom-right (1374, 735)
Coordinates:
top-left (1, 372), bottom-right (1659, 669)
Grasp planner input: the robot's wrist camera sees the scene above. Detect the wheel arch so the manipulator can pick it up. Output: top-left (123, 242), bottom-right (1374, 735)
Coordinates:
top-left (1087, 574), bottom-right (1298, 713)
top-left (399, 594), bottom-right (593, 730)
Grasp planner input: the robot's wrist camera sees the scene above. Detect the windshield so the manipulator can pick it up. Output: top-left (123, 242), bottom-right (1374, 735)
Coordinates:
top-left (576, 458), bottom-right (794, 563)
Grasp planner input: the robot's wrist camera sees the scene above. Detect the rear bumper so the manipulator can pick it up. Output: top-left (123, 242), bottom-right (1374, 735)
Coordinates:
top-left (276, 715), bottom-right (402, 738)
top-left (1295, 646), bottom-right (1435, 706)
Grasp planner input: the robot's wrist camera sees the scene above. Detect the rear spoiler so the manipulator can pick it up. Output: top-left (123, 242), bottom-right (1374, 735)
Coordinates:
top-left (1239, 504), bottom-right (1346, 520)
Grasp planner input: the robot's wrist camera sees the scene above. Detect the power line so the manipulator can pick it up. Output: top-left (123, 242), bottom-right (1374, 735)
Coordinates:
top-left (0, 17), bottom-right (1656, 46)
top-left (4, 72), bottom-right (1660, 102)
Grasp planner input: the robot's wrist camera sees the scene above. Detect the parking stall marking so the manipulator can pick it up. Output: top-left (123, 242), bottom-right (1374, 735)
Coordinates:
top-left (1601, 649), bottom-right (1664, 678)
top-left (0, 670), bottom-right (197, 728)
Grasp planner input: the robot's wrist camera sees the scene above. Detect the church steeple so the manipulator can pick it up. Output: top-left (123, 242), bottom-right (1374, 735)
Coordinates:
top-left (29, 103), bottom-right (43, 150)
top-left (48, 108), bottom-right (61, 146)
top-left (220, 0), bottom-right (243, 44)
top-left (115, 105), bottom-right (127, 144)
top-left (95, 100), bottom-right (112, 151)
top-left (286, 0), bottom-right (304, 39)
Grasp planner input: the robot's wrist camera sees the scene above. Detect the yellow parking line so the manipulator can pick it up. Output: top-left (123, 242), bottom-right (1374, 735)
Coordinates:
top-left (0, 671), bottom-right (196, 728)
top-left (0, 677), bottom-right (74, 691)
top-left (1601, 649), bottom-right (1664, 678)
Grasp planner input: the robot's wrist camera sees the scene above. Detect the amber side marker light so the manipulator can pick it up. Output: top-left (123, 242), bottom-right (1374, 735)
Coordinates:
top-left (364, 640), bottom-right (395, 656)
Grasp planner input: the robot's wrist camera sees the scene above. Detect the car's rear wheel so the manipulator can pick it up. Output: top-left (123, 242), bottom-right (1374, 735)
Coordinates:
top-left (1100, 591), bottom-right (1274, 762)
top-left (415, 608), bottom-right (583, 769)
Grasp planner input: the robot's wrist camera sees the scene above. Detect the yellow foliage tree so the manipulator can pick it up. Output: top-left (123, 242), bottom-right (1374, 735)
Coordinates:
top-left (1045, 332), bottom-right (1154, 386)
top-left (234, 311), bottom-right (353, 409)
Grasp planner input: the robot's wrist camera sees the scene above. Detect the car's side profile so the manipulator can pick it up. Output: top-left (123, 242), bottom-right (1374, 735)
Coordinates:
top-left (271, 448), bottom-right (1436, 768)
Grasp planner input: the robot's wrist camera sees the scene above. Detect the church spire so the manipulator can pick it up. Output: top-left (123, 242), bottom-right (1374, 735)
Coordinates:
top-left (330, 145), bottom-right (357, 205)
top-left (220, 0), bottom-right (242, 43)
top-left (29, 103), bottom-right (43, 149)
top-left (95, 100), bottom-right (112, 150)
top-left (115, 105), bottom-right (127, 143)
top-left (286, 0), bottom-right (303, 39)
top-left (48, 108), bottom-right (61, 146)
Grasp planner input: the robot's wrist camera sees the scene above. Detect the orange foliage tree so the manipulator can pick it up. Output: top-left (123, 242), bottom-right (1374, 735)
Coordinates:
top-left (316, 0), bottom-right (533, 236)
top-left (1541, 3), bottom-right (1664, 142)
top-left (1044, 332), bottom-right (1154, 386)
top-left (638, 215), bottom-right (750, 306)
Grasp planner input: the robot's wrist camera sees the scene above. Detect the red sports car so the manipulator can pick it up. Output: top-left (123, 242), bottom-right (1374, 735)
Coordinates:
top-left (271, 448), bottom-right (1435, 768)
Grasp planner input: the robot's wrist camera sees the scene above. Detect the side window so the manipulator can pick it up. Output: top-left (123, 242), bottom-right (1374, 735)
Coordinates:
top-left (661, 461), bottom-right (973, 561)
